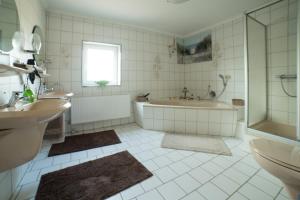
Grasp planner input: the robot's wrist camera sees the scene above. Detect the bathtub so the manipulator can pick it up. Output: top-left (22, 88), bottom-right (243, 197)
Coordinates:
top-left (134, 99), bottom-right (244, 137)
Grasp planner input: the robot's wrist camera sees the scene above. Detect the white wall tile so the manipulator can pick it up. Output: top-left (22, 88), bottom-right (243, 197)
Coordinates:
top-left (154, 108), bottom-right (164, 120)
top-left (175, 109), bottom-right (186, 121)
top-left (186, 110), bottom-right (197, 121)
top-left (175, 121), bottom-right (186, 134)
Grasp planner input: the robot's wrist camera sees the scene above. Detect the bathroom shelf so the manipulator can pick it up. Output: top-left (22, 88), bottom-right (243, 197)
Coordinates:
top-left (35, 65), bottom-right (46, 73)
top-left (0, 63), bottom-right (34, 74)
top-left (40, 73), bottom-right (51, 78)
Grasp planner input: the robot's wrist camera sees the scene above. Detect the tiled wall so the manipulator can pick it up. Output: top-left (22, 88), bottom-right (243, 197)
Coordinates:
top-left (137, 103), bottom-right (239, 137)
top-left (0, 0), bottom-right (46, 199)
top-left (250, 0), bottom-right (297, 125)
top-left (184, 17), bottom-right (245, 103)
top-left (45, 12), bottom-right (184, 132)
top-left (0, 0), bottom-right (46, 105)
top-left (0, 0), bottom-right (19, 51)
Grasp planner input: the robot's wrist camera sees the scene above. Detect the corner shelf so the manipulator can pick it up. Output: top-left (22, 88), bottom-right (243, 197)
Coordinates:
top-left (0, 64), bottom-right (34, 75)
top-left (40, 73), bottom-right (51, 78)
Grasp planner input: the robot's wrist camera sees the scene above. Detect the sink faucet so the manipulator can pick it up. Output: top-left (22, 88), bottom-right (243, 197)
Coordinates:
top-left (181, 87), bottom-right (189, 99)
top-left (8, 91), bottom-right (23, 107)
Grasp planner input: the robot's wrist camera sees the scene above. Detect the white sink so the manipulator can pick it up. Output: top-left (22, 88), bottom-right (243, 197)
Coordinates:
top-left (0, 99), bottom-right (71, 172)
top-left (38, 91), bottom-right (74, 99)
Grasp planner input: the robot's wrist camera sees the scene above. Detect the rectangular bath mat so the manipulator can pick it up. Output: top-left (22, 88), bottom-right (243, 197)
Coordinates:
top-left (48, 130), bottom-right (121, 156)
top-left (36, 151), bottom-right (152, 200)
top-left (161, 133), bottom-right (232, 156)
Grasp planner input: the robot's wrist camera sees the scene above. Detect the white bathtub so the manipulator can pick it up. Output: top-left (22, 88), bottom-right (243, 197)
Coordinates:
top-left (134, 99), bottom-right (244, 137)
top-left (149, 99), bottom-right (235, 109)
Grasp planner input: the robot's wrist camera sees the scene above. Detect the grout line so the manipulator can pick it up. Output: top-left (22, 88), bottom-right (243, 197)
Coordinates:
top-left (223, 170), bottom-right (261, 200)
top-left (273, 187), bottom-right (285, 200)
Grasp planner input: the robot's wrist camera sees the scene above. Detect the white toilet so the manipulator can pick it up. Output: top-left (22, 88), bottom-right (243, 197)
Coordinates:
top-left (249, 138), bottom-right (300, 200)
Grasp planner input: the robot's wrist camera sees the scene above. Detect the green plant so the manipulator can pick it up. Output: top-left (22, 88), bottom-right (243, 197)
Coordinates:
top-left (95, 80), bottom-right (109, 88)
top-left (23, 88), bottom-right (35, 103)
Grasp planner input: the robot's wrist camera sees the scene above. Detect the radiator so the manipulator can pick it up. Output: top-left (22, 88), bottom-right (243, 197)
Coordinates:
top-left (71, 95), bottom-right (130, 124)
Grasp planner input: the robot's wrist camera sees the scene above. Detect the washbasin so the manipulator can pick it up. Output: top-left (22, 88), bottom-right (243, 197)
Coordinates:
top-left (0, 99), bottom-right (71, 172)
top-left (0, 99), bottom-right (71, 129)
top-left (39, 91), bottom-right (74, 99)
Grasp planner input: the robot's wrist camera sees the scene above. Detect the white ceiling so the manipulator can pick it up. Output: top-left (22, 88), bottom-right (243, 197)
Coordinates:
top-left (44, 0), bottom-right (273, 36)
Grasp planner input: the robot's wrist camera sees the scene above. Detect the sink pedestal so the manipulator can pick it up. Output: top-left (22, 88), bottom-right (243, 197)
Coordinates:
top-left (0, 99), bottom-right (71, 172)
top-left (0, 123), bottom-right (47, 172)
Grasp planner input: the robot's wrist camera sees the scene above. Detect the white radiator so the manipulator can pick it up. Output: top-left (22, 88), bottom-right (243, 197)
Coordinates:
top-left (71, 95), bottom-right (130, 124)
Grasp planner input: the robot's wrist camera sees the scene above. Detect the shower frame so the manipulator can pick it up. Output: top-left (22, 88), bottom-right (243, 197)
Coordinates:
top-left (244, 0), bottom-right (300, 142)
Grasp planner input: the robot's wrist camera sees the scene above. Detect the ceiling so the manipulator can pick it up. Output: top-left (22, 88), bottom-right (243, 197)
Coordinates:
top-left (43, 0), bottom-right (274, 36)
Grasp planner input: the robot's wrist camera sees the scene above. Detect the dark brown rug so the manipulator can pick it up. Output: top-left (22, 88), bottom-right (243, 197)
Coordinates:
top-left (36, 151), bottom-right (153, 200)
top-left (48, 130), bottom-right (121, 157)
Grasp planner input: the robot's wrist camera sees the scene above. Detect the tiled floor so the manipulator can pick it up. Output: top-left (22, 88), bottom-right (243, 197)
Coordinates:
top-left (13, 124), bottom-right (291, 200)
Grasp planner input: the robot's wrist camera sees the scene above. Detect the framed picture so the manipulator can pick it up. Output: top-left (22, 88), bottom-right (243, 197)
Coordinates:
top-left (177, 31), bottom-right (212, 64)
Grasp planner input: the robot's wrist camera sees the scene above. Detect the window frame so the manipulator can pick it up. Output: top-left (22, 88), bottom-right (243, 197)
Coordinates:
top-left (81, 41), bottom-right (121, 87)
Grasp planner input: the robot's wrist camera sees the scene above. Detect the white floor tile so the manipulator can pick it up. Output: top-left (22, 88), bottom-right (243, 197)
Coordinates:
top-left (152, 148), bottom-right (169, 156)
top-left (212, 156), bottom-right (235, 169)
top-left (137, 190), bottom-right (164, 200)
top-left (140, 176), bottom-right (163, 191)
top-left (20, 171), bottom-right (40, 185)
top-left (136, 151), bottom-right (156, 162)
top-left (248, 175), bottom-right (282, 197)
top-left (16, 182), bottom-right (39, 200)
top-left (241, 155), bottom-right (261, 169)
top-left (169, 161), bottom-right (191, 175)
top-left (87, 148), bottom-right (103, 157)
top-left (212, 174), bottom-right (240, 195)
top-left (142, 160), bottom-right (160, 172)
top-left (52, 154), bottom-right (71, 165)
top-left (177, 150), bottom-right (195, 157)
top-left (201, 161), bottom-right (224, 176)
top-left (181, 191), bottom-right (206, 200)
top-left (70, 151), bottom-right (87, 160)
top-left (239, 183), bottom-right (273, 200)
top-left (165, 151), bottom-right (185, 162)
top-left (192, 153), bottom-right (215, 163)
top-left (228, 192), bottom-right (248, 200)
top-left (175, 174), bottom-right (201, 193)
top-left (232, 162), bottom-right (258, 177)
top-left (121, 184), bottom-right (144, 200)
top-left (223, 168), bottom-right (249, 185)
top-left (280, 188), bottom-right (291, 199)
top-left (33, 152), bottom-right (47, 161)
top-left (16, 124), bottom-right (285, 200)
top-left (155, 167), bottom-right (178, 183)
top-left (182, 156), bottom-right (203, 168)
top-left (198, 182), bottom-right (228, 200)
top-left (152, 156), bottom-right (173, 168)
top-left (31, 158), bottom-right (53, 171)
top-left (256, 169), bottom-right (283, 186)
top-left (189, 166), bottom-right (213, 184)
top-left (157, 181), bottom-right (186, 200)
top-left (61, 160), bottom-right (80, 169)
top-left (275, 194), bottom-right (291, 200)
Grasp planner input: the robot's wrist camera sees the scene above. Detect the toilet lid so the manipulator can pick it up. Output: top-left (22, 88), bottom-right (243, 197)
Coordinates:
top-left (250, 138), bottom-right (300, 171)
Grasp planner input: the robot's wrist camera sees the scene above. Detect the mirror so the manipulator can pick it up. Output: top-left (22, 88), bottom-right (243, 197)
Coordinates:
top-left (32, 25), bottom-right (45, 66)
top-left (0, 0), bottom-right (20, 52)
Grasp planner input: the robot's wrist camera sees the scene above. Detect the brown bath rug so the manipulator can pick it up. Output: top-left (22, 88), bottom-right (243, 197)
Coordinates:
top-left (36, 151), bottom-right (153, 200)
top-left (48, 130), bottom-right (121, 157)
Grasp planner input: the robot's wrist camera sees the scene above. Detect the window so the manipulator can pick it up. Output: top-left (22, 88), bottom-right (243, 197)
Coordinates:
top-left (82, 41), bottom-right (121, 86)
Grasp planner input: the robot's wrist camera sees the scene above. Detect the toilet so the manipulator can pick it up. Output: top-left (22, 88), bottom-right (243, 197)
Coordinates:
top-left (249, 138), bottom-right (300, 200)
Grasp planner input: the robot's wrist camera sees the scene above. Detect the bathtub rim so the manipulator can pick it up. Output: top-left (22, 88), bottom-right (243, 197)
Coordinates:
top-left (140, 101), bottom-right (243, 111)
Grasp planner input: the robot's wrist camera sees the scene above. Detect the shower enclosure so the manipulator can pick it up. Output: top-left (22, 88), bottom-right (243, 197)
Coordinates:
top-left (245, 0), bottom-right (299, 141)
